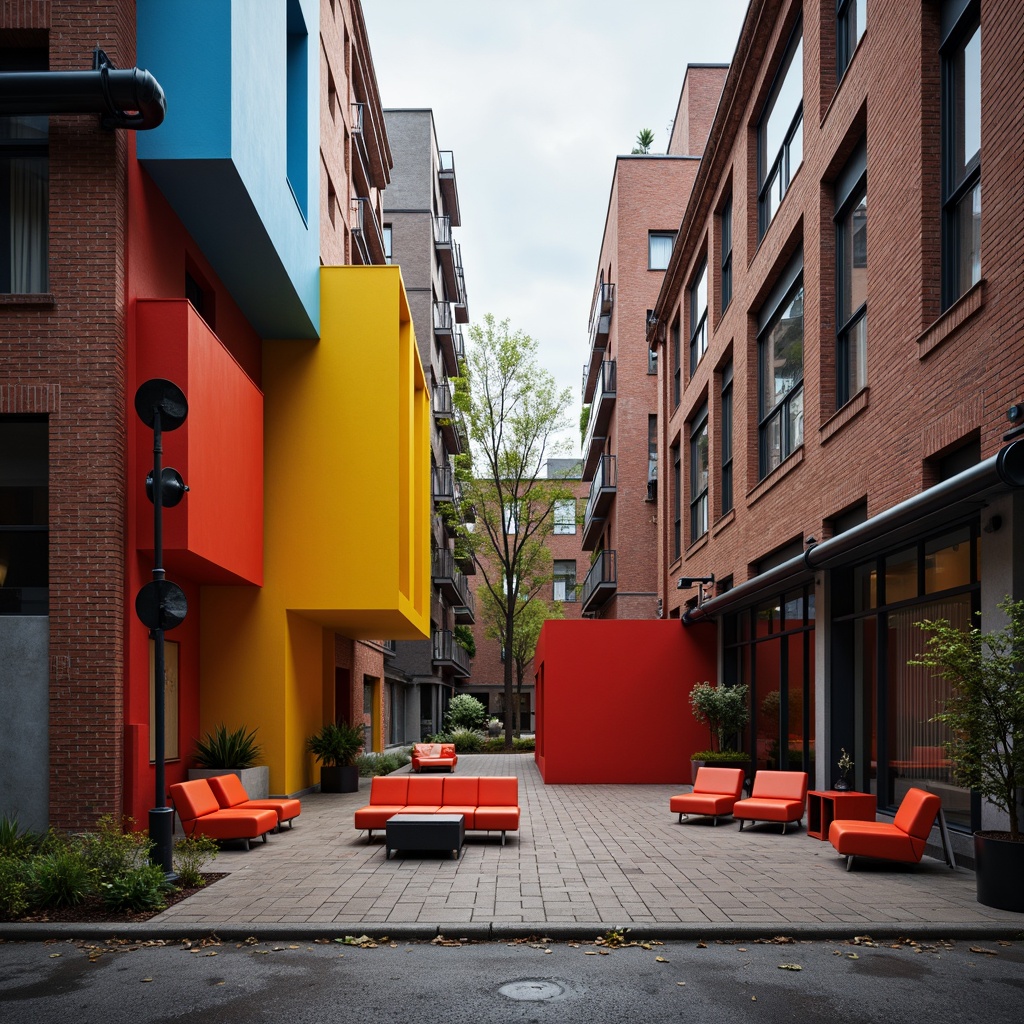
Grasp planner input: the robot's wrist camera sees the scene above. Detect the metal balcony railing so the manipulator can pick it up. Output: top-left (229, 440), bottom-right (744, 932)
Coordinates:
top-left (432, 629), bottom-right (471, 676)
top-left (583, 454), bottom-right (617, 550)
top-left (438, 149), bottom-right (461, 227)
top-left (582, 359), bottom-right (617, 480)
top-left (351, 196), bottom-right (387, 265)
top-left (583, 282), bottom-right (615, 402)
top-left (580, 549), bottom-right (617, 614)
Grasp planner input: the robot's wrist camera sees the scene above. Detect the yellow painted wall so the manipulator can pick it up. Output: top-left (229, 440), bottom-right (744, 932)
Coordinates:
top-left (201, 267), bottom-right (430, 794)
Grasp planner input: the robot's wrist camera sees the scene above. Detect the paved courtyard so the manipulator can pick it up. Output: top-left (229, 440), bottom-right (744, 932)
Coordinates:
top-left (116, 753), bottom-right (1023, 939)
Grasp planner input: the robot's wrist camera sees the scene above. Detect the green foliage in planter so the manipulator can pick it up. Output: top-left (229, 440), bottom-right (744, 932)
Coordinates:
top-left (0, 855), bottom-right (30, 920)
top-left (913, 596), bottom-right (1024, 839)
top-left (100, 863), bottom-right (171, 913)
top-left (193, 724), bottom-right (263, 769)
top-left (689, 681), bottom-right (750, 753)
top-left (356, 751), bottom-right (411, 777)
top-left (173, 834), bottom-right (219, 889)
top-left (445, 693), bottom-right (486, 731)
top-left (79, 814), bottom-right (150, 878)
top-left (481, 735), bottom-right (535, 752)
top-left (453, 625), bottom-right (477, 658)
top-left (449, 728), bottom-right (485, 753)
top-left (689, 749), bottom-right (749, 762)
top-left (0, 814), bottom-right (37, 859)
top-left (306, 721), bottom-right (364, 767)
top-left (30, 848), bottom-right (95, 908)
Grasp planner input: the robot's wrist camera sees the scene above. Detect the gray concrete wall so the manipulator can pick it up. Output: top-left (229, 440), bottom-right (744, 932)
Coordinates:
top-left (382, 110), bottom-right (435, 210)
top-left (0, 616), bottom-right (49, 833)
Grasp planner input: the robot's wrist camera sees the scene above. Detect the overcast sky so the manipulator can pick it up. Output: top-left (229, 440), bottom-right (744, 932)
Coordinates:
top-left (362, 0), bottom-right (750, 456)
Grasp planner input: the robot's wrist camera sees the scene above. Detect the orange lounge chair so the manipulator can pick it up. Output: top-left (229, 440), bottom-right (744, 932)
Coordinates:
top-left (828, 786), bottom-right (941, 871)
top-left (733, 770), bottom-right (808, 834)
top-left (670, 767), bottom-right (745, 825)
top-left (207, 772), bottom-right (302, 831)
top-left (170, 778), bottom-right (278, 851)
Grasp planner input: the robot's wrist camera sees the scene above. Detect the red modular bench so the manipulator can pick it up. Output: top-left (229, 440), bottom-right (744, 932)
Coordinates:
top-left (670, 767), bottom-right (746, 826)
top-left (169, 778), bottom-right (278, 850)
top-left (207, 772), bottom-right (302, 831)
top-left (733, 770), bottom-right (809, 834)
top-left (354, 775), bottom-right (520, 844)
top-left (411, 742), bottom-right (458, 772)
top-left (829, 787), bottom-right (942, 871)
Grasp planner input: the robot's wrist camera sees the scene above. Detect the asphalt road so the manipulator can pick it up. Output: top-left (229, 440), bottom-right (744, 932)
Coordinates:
top-left (2, 933), bottom-right (1022, 1023)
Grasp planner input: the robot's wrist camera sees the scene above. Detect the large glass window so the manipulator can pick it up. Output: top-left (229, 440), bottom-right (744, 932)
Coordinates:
top-left (553, 560), bottom-right (577, 602)
top-left (758, 26), bottom-right (803, 238)
top-left (721, 363), bottom-right (734, 514)
top-left (758, 281), bottom-right (804, 477)
top-left (837, 179), bottom-right (867, 407)
top-left (942, 3), bottom-right (981, 307)
top-left (689, 260), bottom-right (708, 375)
top-left (553, 499), bottom-right (576, 535)
top-left (689, 404), bottom-right (709, 543)
top-left (671, 442), bottom-right (681, 561)
top-left (837, 0), bottom-right (866, 81)
top-left (671, 316), bottom-right (681, 408)
top-left (0, 417), bottom-right (48, 615)
top-left (720, 198), bottom-right (733, 314)
top-left (649, 231), bottom-right (675, 270)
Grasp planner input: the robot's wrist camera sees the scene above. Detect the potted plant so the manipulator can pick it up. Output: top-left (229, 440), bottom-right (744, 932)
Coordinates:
top-left (307, 721), bottom-right (364, 793)
top-left (688, 681), bottom-right (751, 784)
top-left (487, 717), bottom-right (502, 738)
top-left (189, 724), bottom-right (269, 798)
top-left (914, 597), bottom-right (1024, 912)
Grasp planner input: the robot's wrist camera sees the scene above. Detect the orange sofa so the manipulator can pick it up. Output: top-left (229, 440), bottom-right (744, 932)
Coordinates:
top-left (733, 770), bottom-right (809, 833)
top-left (207, 773), bottom-right (302, 831)
top-left (354, 775), bottom-right (520, 844)
top-left (411, 743), bottom-right (458, 772)
top-left (670, 767), bottom-right (746, 825)
top-left (828, 786), bottom-right (941, 870)
top-left (169, 778), bottom-right (278, 850)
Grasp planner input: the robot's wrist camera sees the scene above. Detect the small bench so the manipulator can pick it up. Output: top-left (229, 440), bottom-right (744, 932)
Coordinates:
top-left (170, 777), bottom-right (278, 850)
top-left (733, 770), bottom-right (809, 834)
top-left (411, 742), bottom-right (458, 772)
top-left (207, 772), bottom-right (301, 831)
top-left (670, 766), bottom-right (745, 825)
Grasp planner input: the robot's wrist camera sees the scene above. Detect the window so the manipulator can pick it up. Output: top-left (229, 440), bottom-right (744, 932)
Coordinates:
top-left (649, 231), bottom-right (676, 270)
top-left (553, 499), bottom-right (576, 534)
top-left (1, 50), bottom-right (48, 294)
top-left (503, 501), bottom-right (520, 535)
top-left (383, 224), bottom-right (393, 263)
top-left (689, 404), bottom-right (709, 543)
top-left (836, 143), bottom-right (867, 407)
top-left (671, 442), bottom-right (681, 560)
top-left (721, 363), bottom-right (734, 514)
top-left (688, 260), bottom-right (708, 375)
top-left (553, 560), bottom-right (577, 602)
top-left (0, 417), bottom-right (48, 615)
top-left (285, 0), bottom-right (310, 219)
top-left (759, 276), bottom-right (804, 478)
top-left (647, 414), bottom-right (658, 501)
top-left (720, 198), bottom-right (733, 314)
top-left (758, 25), bottom-right (803, 238)
top-left (671, 316), bottom-right (681, 408)
top-left (837, 0), bottom-right (866, 81)
top-left (941, 1), bottom-right (981, 308)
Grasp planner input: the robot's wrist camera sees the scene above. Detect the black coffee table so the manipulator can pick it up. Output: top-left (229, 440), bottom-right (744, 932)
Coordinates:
top-left (385, 814), bottom-right (465, 859)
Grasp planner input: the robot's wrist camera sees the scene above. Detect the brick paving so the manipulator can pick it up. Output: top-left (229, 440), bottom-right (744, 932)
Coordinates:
top-left (129, 754), bottom-right (1024, 938)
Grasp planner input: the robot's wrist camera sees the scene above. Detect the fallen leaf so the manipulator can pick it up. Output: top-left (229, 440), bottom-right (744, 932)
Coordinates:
top-left (584, 951), bottom-right (597, 956)
top-left (655, 956), bottom-right (669, 963)
top-left (677, 982), bottom-right (686, 986)
top-left (49, 954), bottom-right (61, 959)
top-left (847, 953), bottom-right (859, 960)
top-left (141, 978), bottom-right (152, 983)
top-left (779, 963), bottom-right (802, 971)
top-left (737, 947), bottom-right (748, 952)
top-left (696, 941), bottom-right (707, 948)
top-left (752, 996), bottom-right (757, 1001)
top-left (969, 946), bottom-right (998, 956)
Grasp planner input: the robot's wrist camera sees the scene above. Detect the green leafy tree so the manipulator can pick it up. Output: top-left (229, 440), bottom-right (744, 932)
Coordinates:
top-left (689, 681), bottom-right (750, 753)
top-left (631, 128), bottom-right (655, 154)
top-left (453, 314), bottom-right (574, 749)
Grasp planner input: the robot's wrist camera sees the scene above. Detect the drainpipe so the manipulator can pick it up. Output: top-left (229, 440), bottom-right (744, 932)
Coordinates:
top-left (0, 49), bottom-right (165, 130)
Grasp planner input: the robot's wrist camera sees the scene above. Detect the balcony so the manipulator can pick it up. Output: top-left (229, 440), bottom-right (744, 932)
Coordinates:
top-left (583, 282), bottom-right (615, 402)
top-left (581, 359), bottom-right (617, 480)
top-left (434, 301), bottom-right (459, 376)
top-left (432, 383), bottom-right (463, 455)
top-left (580, 549), bottom-right (617, 615)
top-left (432, 550), bottom-right (475, 624)
top-left (433, 629), bottom-right (471, 677)
top-left (453, 244), bottom-right (469, 324)
top-left (351, 196), bottom-right (387, 265)
top-left (432, 463), bottom-right (456, 505)
top-left (582, 454), bottom-right (617, 551)
top-left (438, 150), bottom-right (462, 227)
top-left (434, 215), bottom-right (458, 295)
top-left (453, 325), bottom-right (466, 368)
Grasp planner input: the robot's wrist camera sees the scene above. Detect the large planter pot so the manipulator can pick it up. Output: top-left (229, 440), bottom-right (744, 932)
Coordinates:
top-left (320, 765), bottom-right (359, 794)
top-left (974, 831), bottom-right (1024, 913)
top-left (188, 765), bottom-right (270, 799)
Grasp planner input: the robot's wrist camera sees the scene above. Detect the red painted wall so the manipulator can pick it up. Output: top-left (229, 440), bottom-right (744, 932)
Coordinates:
top-left (534, 618), bottom-right (718, 784)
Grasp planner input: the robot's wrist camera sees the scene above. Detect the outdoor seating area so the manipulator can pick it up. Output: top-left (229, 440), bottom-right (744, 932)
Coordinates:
top-left (670, 766), bottom-right (745, 825)
top-left (733, 770), bottom-right (809, 834)
top-left (410, 743), bottom-right (459, 772)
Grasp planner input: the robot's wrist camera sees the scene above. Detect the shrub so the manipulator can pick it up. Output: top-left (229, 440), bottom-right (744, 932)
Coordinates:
top-left (449, 728), bottom-right (484, 753)
top-left (0, 815), bottom-right (37, 859)
top-left (0, 855), bottom-right (30, 921)
top-left (689, 681), bottom-right (750, 753)
top-left (194, 724), bottom-right (263, 769)
top-left (30, 848), bottom-right (95, 908)
top-left (79, 815), bottom-right (150, 878)
top-left (173, 834), bottom-right (219, 889)
top-left (445, 694), bottom-right (487, 731)
top-left (481, 735), bottom-right (535, 752)
top-left (100, 864), bottom-right (171, 913)
top-left (306, 721), bottom-right (364, 767)
top-left (356, 751), bottom-right (409, 777)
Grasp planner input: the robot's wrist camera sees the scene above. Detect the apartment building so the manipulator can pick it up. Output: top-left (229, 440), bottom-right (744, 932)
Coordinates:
top-left (647, 0), bottom-right (1024, 860)
top-left (381, 109), bottom-right (473, 743)
top-left (0, 0), bottom-right (428, 832)
top-left (580, 68), bottom-right (727, 621)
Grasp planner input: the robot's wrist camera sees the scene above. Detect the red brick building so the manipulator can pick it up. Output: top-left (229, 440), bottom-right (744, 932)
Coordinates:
top-left (645, 0), bottom-right (1024, 861)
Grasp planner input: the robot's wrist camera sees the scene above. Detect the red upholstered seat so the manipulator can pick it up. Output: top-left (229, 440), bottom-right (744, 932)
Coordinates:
top-left (439, 776), bottom-right (480, 828)
top-left (207, 773), bottom-right (301, 830)
top-left (170, 779), bottom-right (278, 850)
top-left (733, 770), bottom-right (808, 834)
top-left (354, 776), bottom-right (410, 834)
top-left (829, 787), bottom-right (941, 870)
top-left (670, 767), bottom-right (745, 825)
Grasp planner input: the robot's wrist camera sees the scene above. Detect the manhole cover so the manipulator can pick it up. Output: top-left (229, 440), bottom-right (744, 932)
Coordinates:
top-left (498, 979), bottom-right (565, 1001)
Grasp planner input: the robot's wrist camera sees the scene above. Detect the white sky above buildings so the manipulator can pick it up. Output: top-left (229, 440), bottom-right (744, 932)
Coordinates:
top-left (362, 0), bottom-right (750, 455)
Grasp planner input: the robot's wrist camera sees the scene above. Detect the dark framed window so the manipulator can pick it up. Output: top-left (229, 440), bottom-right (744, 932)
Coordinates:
top-left (689, 404), bottom-right (709, 543)
top-left (721, 363), bottom-right (734, 514)
top-left (720, 198), bottom-right (733, 314)
top-left (553, 560), bottom-right (577, 602)
top-left (758, 24), bottom-right (803, 239)
top-left (758, 275), bottom-right (804, 478)
top-left (649, 231), bottom-right (676, 270)
top-left (688, 260), bottom-right (708, 375)
top-left (941, 0), bottom-right (981, 308)
top-left (647, 414), bottom-right (658, 501)
top-left (671, 315), bottom-right (681, 408)
top-left (553, 499), bottom-right (576, 535)
top-left (671, 442), bottom-right (681, 560)
top-left (837, 0), bottom-right (866, 81)
top-left (383, 224), bottom-right (393, 263)
top-left (836, 144), bottom-right (867, 407)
